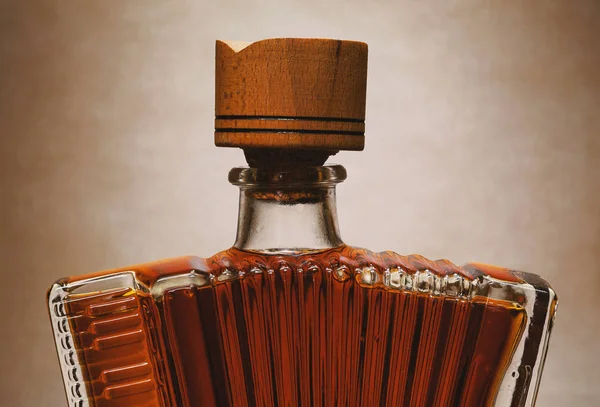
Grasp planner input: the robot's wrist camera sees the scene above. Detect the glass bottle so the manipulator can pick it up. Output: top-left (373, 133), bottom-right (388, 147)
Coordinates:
top-left (48, 38), bottom-right (557, 407)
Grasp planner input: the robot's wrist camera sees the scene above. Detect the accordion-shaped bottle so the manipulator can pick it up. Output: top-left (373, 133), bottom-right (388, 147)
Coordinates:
top-left (48, 38), bottom-right (557, 407)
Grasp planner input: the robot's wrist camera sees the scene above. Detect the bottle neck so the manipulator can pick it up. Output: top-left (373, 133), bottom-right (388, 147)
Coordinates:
top-left (230, 165), bottom-right (346, 253)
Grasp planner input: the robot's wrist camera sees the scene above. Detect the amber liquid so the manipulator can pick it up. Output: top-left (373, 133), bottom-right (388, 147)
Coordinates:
top-left (63, 246), bottom-right (526, 407)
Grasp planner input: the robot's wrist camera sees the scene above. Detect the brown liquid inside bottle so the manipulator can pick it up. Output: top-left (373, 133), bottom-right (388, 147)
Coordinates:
top-left (61, 246), bottom-right (526, 407)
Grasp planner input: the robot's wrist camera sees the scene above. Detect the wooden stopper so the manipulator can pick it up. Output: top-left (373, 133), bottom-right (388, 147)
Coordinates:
top-left (215, 38), bottom-right (368, 151)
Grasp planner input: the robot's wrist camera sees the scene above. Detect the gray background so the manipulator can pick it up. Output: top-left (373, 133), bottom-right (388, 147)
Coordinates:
top-left (1, 1), bottom-right (598, 406)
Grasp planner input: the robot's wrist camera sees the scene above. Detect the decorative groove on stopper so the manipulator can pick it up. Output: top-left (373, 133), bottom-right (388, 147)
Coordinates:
top-left (215, 38), bottom-right (368, 151)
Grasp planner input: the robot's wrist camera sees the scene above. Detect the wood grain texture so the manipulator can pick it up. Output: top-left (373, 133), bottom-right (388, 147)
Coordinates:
top-left (214, 38), bottom-right (368, 151)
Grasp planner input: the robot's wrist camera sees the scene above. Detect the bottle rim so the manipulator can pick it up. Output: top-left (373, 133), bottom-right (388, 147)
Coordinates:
top-left (229, 164), bottom-right (347, 187)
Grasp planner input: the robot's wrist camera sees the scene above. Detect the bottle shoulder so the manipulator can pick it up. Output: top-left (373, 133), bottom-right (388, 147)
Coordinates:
top-left (50, 255), bottom-right (207, 291)
top-left (205, 245), bottom-right (555, 297)
top-left (49, 245), bottom-right (555, 301)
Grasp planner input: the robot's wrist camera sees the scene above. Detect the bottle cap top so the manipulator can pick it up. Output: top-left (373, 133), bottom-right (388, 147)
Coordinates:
top-left (215, 38), bottom-right (368, 151)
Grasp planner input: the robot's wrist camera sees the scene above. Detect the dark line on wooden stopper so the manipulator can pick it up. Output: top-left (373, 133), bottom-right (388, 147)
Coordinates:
top-left (215, 115), bottom-right (365, 124)
top-left (215, 128), bottom-right (365, 136)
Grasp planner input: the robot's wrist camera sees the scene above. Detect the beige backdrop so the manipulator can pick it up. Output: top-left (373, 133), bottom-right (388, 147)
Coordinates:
top-left (1, 1), bottom-right (599, 406)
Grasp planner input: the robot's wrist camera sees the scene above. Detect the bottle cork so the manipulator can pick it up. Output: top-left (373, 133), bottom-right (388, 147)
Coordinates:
top-left (214, 38), bottom-right (368, 152)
